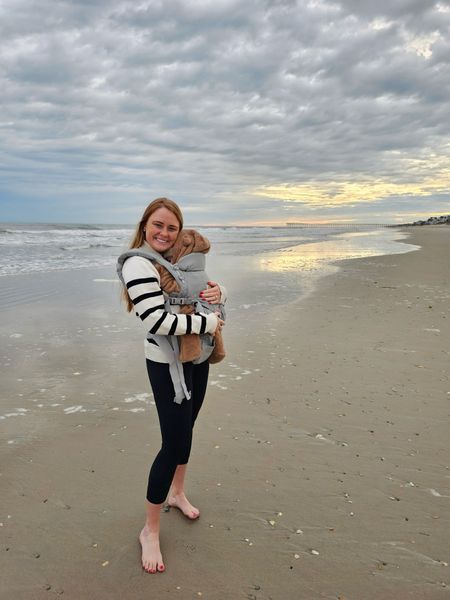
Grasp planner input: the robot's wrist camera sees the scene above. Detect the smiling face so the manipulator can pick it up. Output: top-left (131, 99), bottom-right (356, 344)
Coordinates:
top-left (144, 206), bottom-right (181, 254)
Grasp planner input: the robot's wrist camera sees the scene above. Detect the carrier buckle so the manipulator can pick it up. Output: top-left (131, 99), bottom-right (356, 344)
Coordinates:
top-left (168, 297), bottom-right (195, 306)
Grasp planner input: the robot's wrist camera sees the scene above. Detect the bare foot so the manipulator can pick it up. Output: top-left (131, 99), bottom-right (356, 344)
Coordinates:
top-left (168, 492), bottom-right (200, 519)
top-left (139, 526), bottom-right (165, 573)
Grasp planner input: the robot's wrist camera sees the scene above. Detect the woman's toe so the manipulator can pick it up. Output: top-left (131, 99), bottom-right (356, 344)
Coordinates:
top-left (146, 560), bottom-right (154, 573)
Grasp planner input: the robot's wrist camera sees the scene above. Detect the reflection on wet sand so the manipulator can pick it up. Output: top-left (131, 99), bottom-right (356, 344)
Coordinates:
top-left (258, 229), bottom-right (419, 273)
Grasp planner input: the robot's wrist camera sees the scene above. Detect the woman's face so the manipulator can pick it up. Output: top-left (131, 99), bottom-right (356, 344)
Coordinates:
top-left (144, 207), bottom-right (181, 253)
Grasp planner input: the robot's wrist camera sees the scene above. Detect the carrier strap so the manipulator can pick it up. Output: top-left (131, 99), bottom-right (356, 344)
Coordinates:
top-left (166, 336), bottom-right (192, 403)
top-left (117, 247), bottom-right (185, 289)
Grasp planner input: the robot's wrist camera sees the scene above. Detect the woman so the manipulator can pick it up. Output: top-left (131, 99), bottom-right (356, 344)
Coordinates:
top-left (118, 198), bottom-right (225, 574)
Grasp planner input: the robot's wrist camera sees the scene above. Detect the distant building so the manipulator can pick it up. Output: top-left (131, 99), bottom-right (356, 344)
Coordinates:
top-left (397, 215), bottom-right (450, 226)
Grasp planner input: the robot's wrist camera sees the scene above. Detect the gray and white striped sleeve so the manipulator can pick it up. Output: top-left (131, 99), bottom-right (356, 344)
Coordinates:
top-left (122, 256), bottom-right (218, 336)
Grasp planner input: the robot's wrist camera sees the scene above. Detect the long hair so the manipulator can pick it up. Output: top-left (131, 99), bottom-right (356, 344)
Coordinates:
top-left (122, 197), bottom-right (184, 312)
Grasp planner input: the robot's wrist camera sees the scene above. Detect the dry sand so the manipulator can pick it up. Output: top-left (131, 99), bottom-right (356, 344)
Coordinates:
top-left (1, 226), bottom-right (449, 600)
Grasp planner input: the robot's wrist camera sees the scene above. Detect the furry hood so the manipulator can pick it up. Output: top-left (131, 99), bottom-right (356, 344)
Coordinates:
top-left (166, 229), bottom-right (210, 263)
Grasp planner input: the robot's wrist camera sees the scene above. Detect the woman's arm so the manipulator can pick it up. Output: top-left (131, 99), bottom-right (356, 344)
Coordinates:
top-left (122, 256), bottom-right (218, 336)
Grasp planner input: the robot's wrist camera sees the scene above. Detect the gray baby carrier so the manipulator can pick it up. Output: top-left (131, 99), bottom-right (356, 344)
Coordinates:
top-left (117, 246), bottom-right (225, 403)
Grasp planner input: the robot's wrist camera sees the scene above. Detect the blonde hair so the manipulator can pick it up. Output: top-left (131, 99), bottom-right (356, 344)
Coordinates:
top-left (122, 197), bottom-right (184, 312)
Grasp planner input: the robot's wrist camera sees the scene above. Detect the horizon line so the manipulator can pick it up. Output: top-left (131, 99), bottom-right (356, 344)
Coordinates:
top-left (1, 219), bottom-right (408, 227)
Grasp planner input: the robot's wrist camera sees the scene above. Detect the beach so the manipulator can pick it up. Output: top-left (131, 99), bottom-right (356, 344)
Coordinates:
top-left (1, 225), bottom-right (449, 599)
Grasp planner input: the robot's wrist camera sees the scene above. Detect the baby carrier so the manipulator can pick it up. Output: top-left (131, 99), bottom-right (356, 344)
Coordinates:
top-left (117, 247), bottom-right (225, 403)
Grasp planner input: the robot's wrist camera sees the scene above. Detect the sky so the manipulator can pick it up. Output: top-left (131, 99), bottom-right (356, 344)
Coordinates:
top-left (1, 0), bottom-right (449, 225)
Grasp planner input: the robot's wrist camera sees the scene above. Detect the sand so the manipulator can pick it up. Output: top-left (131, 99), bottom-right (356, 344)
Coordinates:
top-left (0, 226), bottom-right (449, 599)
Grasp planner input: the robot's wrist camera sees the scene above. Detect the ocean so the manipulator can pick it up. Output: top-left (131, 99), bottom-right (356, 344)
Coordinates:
top-left (0, 223), bottom-right (417, 278)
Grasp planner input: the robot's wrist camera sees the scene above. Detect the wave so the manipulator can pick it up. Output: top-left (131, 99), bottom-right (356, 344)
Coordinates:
top-left (42, 223), bottom-right (103, 231)
top-left (0, 224), bottom-right (106, 234)
top-left (58, 243), bottom-right (117, 250)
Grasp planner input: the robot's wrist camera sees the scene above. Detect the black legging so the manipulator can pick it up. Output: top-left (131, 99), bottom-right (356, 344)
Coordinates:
top-left (145, 359), bottom-right (210, 504)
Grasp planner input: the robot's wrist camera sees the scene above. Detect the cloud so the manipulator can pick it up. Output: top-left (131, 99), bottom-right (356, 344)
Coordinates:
top-left (0, 0), bottom-right (449, 223)
top-left (253, 147), bottom-right (450, 206)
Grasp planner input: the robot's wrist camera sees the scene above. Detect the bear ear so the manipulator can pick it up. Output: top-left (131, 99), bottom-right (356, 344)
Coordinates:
top-left (195, 231), bottom-right (210, 252)
top-left (182, 232), bottom-right (191, 246)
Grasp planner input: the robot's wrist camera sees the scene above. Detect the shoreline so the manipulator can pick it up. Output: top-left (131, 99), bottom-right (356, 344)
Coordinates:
top-left (1, 226), bottom-right (449, 599)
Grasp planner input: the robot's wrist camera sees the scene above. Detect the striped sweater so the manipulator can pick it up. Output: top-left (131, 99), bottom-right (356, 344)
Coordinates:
top-left (122, 255), bottom-right (221, 363)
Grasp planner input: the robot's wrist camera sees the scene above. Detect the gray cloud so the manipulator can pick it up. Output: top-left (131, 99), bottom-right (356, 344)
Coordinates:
top-left (0, 0), bottom-right (449, 224)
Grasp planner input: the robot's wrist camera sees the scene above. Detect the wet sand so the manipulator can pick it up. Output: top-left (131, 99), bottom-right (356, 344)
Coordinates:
top-left (0, 226), bottom-right (449, 599)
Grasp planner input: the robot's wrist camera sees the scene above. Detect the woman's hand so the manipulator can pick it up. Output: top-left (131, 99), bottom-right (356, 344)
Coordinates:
top-left (200, 281), bottom-right (222, 304)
